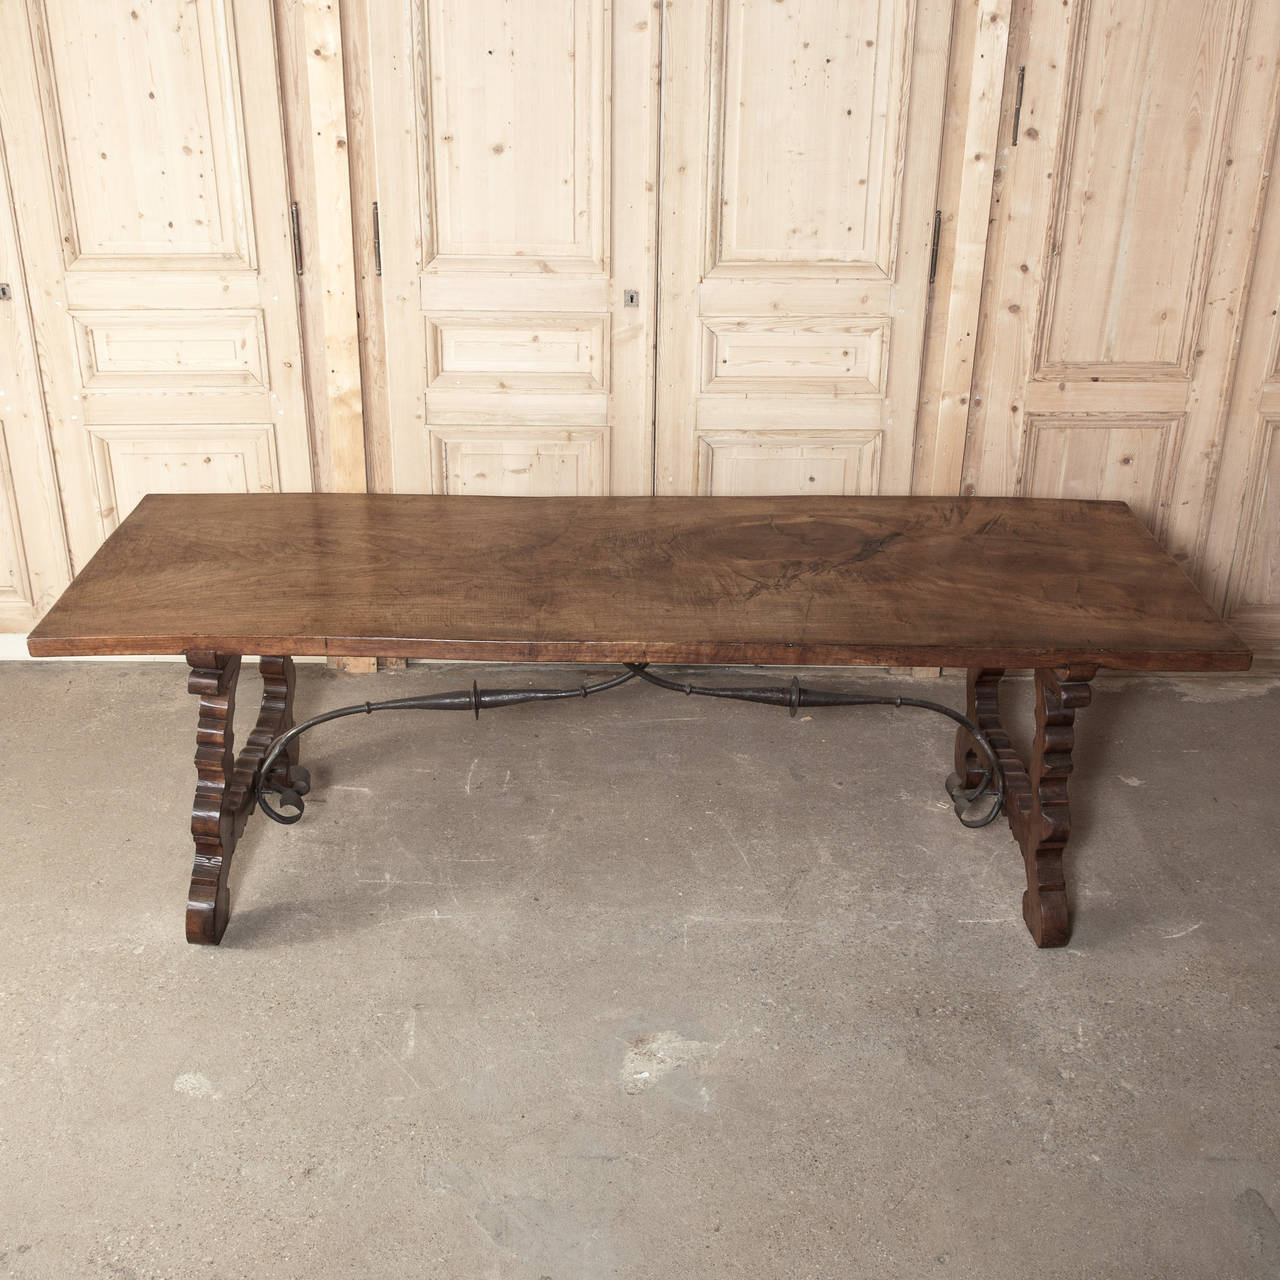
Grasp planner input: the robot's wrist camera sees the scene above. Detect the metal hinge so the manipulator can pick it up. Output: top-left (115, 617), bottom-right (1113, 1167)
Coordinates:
top-left (1011, 65), bottom-right (1026, 145)
top-left (289, 201), bottom-right (303, 276)
top-left (929, 210), bottom-right (942, 284)
top-left (0, 283), bottom-right (11, 301)
top-left (372, 202), bottom-right (382, 276)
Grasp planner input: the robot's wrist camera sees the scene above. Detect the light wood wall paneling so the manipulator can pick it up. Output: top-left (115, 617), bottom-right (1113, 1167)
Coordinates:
top-left (0, 126), bottom-right (70, 632)
top-left (962, 0), bottom-right (1280, 583)
top-left (913, 0), bottom-right (1011, 495)
top-left (656, 0), bottom-right (955, 498)
top-left (364, 0), bottom-right (661, 498)
top-left (1201, 81), bottom-right (1280, 657)
top-left (274, 0), bottom-right (367, 494)
top-left (0, 0), bottom-right (314, 578)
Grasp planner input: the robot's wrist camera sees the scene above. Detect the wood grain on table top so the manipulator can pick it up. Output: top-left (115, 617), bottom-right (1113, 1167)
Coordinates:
top-left (26, 493), bottom-right (1251, 670)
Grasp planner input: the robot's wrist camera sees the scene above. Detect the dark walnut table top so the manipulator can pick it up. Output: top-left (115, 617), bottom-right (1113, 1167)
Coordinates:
top-left (27, 493), bottom-right (1250, 671)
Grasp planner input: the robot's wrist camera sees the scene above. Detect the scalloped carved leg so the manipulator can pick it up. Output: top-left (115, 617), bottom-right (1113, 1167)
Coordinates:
top-left (186, 652), bottom-right (300, 944)
top-left (954, 665), bottom-right (1096, 947)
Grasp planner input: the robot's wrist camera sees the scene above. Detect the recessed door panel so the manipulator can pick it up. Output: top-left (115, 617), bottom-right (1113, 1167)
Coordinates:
top-left (40, 0), bottom-right (253, 265)
top-left (424, 0), bottom-right (603, 265)
top-left (1036, 1), bottom-right (1239, 376)
top-left (715, 0), bottom-right (904, 272)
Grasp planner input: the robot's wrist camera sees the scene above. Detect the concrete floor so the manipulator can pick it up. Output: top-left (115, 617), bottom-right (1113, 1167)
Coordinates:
top-left (0, 660), bottom-right (1277, 1280)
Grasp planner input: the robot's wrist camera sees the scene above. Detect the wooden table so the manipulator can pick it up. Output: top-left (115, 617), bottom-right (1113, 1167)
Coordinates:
top-left (28, 493), bottom-right (1250, 948)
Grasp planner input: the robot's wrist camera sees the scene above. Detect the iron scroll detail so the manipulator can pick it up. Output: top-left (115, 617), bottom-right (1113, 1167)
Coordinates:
top-left (253, 664), bottom-right (1005, 829)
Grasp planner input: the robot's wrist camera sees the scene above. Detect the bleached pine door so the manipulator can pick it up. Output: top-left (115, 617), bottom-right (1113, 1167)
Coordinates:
top-left (365, 0), bottom-right (661, 496)
top-left (655, 0), bottom-right (953, 496)
top-left (0, 0), bottom-right (313, 575)
top-left (962, 0), bottom-right (1280, 576)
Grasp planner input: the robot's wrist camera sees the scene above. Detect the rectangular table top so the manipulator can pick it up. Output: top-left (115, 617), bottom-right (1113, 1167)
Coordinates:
top-left (26, 493), bottom-right (1250, 670)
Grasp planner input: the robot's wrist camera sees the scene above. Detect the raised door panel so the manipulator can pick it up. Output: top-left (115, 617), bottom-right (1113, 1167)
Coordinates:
top-left (963, 0), bottom-right (1277, 578)
top-left (39, 1), bottom-right (253, 266)
top-left (427, 316), bottom-right (607, 392)
top-left (714, 0), bottom-right (901, 274)
top-left (1021, 417), bottom-right (1179, 529)
top-left (1210, 415), bottom-right (1280, 655)
top-left (1037, 3), bottom-right (1238, 378)
top-left (1229, 422), bottom-right (1280, 642)
top-left (424, 0), bottom-right (603, 268)
top-left (0, 0), bottom-right (312, 575)
top-left (431, 428), bottom-right (606, 496)
top-left (697, 432), bottom-right (882, 497)
top-left (72, 312), bottom-right (270, 389)
top-left (656, 0), bottom-right (953, 496)
top-left (88, 425), bottom-right (279, 526)
top-left (368, 0), bottom-right (659, 495)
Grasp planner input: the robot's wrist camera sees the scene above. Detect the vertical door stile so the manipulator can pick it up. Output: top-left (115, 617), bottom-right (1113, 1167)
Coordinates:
top-left (273, 0), bottom-right (368, 496)
top-left (913, 0), bottom-right (1012, 497)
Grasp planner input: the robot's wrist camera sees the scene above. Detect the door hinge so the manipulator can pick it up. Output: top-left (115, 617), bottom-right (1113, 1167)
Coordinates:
top-left (0, 283), bottom-right (11, 301)
top-left (929, 209), bottom-right (942, 284)
top-left (1011, 65), bottom-right (1026, 145)
top-left (289, 201), bottom-right (303, 276)
top-left (372, 202), bottom-right (382, 277)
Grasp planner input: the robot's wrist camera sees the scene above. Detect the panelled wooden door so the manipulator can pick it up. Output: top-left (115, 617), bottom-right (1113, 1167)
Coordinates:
top-left (364, 0), bottom-right (661, 496)
top-left (655, 0), bottom-right (953, 497)
top-left (1202, 101), bottom-right (1280, 654)
top-left (962, 0), bottom-right (1280, 577)
top-left (0, 121), bottom-right (68, 633)
top-left (0, 0), bottom-right (313, 575)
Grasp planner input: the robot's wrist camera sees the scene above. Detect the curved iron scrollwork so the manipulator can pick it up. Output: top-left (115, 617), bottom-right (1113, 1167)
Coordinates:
top-left (254, 664), bottom-right (1004, 830)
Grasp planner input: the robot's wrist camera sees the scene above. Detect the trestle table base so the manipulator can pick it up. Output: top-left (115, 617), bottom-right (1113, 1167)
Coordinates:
top-left (184, 655), bottom-right (1095, 949)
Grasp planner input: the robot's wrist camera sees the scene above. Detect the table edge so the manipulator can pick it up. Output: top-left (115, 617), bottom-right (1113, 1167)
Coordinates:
top-left (25, 631), bottom-right (1254, 672)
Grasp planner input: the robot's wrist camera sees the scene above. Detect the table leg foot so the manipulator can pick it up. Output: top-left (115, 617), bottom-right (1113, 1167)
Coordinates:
top-left (185, 651), bottom-right (299, 945)
top-left (956, 665), bottom-right (1095, 948)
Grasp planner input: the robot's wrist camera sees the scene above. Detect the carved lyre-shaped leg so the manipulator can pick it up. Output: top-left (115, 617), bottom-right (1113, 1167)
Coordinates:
top-left (954, 665), bottom-right (1096, 947)
top-left (186, 652), bottom-right (302, 944)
